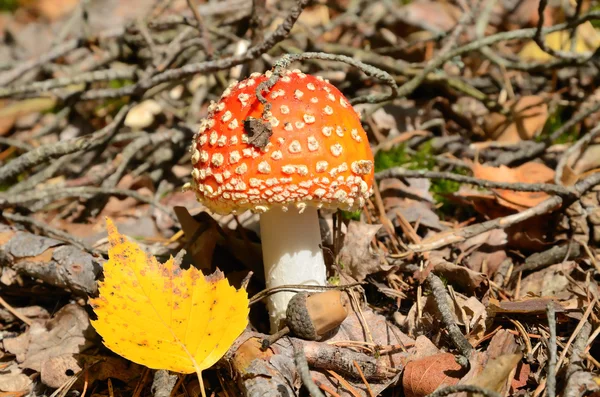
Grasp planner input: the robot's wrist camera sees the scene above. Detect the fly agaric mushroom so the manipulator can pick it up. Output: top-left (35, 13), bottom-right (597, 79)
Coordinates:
top-left (187, 69), bottom-right (374, 330)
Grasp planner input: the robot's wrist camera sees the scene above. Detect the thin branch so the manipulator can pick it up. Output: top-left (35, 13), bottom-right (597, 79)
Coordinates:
top-left (427, 272), bottom-right (473, 366)
top-left (534, 0), bottom-right (586, 61)
top-left (547, 303), bottom-right (557, 397)
top-left (0, 186), bottom-right (176, 221)
top-left (0, 38), bottom-right (84, 86)
top-left (0, 104), bottom-right (132, 184)
top-left (0, 67), bottom-right (137, 98)
top-left (80, 0), bottom-right (312, 101)
top-left (425, 384), bottom-right (502, 397)
top-left (2, 212), bottom-right (93, 253)
top-left (375, 168), bottom-right (576, 198)
top-left (275, 52), bottom-right (398, 105)
top-left (293, 341), bottom-right (326, 397)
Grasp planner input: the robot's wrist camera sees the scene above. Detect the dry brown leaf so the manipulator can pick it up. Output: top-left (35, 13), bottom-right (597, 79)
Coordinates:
top-left (429, 252), bottom-right (487, 292)
top-left (396, 1), bottom-right (461, 33)
top-left (402, 353), bottom-right (467, 397)
top-left (41, 354), bottom-right (143, 389)
top-left (339, 221), bottom-right (388, 281)
top-left (465, 353), bottom-right (522, 394)
top-left (511, 362), bottom-right (531, 391)
top-left (487, 297), bottom-right (564, 315)
top-left (174, 206), bottom-right (219, 270)
top-left (3, 304), bottom-right (96, 372)
top-left (520, 261), bottom-right (577, 297)
top-left (0, 363), bottom-right (32, 393)
top-left (483, 96), bottom-right (548, 143)
top-left (471, 162), bottom-right (555, 211)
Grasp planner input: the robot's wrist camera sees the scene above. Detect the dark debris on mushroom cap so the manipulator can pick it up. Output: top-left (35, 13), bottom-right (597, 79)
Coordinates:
top-left (186, 69), bottom-right (375, 215)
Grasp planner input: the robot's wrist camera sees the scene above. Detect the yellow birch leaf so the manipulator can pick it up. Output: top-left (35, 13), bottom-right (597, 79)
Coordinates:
top-left (519, 22), bottom-right (600, 62)
top-left (91, 218), bottom-right (249, 396)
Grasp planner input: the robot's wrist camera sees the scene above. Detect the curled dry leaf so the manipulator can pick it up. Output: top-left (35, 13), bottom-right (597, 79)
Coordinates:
top-left (402, 352), bottom-right (467, 397)
top-left (2, 304), bottom-right (97, 372)
top-left (338, 221), bottom-right (388, 281)
top-left (470, 162), bottom-right (555, 211)
top-left (481, 95), bottom-right (548, 144)
top-left (41, 354), bottom-right (143, 389)
top-left (0, 363), bottom-right (32, 393)
top-left (91, 218), bottom-right (249, 396)
top-left (396, 1), bottom-right (461, 33)
top-left (464, 353), bottom-right (523, 394)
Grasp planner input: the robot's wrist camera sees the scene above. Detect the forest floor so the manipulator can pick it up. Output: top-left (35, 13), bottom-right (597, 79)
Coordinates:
top-left (0, 0), bottom-right (599, 396)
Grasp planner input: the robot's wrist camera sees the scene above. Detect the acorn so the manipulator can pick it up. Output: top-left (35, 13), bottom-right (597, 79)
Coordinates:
top-left (286, 290), bottom-right (349, 340)
top-left (261, 290), bottom-right (349, 350)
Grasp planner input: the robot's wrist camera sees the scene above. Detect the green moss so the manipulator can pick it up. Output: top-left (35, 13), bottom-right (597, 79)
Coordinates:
top-left (536, 106), bottom-right (579, 144)
top-left (374, 143), bottom-right (410, 172)
top-left (341, 210), bottom-right (362, 221)
top-left (328, 275), bottom-right (340, 285)
top-left (374, 141), bottom-right (466, 216)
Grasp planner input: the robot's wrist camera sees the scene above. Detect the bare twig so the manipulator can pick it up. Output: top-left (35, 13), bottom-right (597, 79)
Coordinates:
top-left (492, 99), bottom-right (600, 166)
top-left (0, 67), bottom-right (137, 98)
top-left (2, 212), bottom-right (93, 252)
top-left (275, 52), bottom-right (399, 105)
top-left (547, 303), bottom-right (557, 397)
top-left (375, 168), bottom-right (576, 198)
top-left (0, 38), bottom-right (85, 86)
top-left (80, 0), bottom-right (311, 101)
top-left (0, 186), bottom-right (176, 221)
top-left (427, 272), bottom-right (472, 366)
top-left (534, 0), bottom-right (587, 61)
top-left (293, 341), bottom-right (326, 397)
top-left (425, 385), bottom-right (502, 397)
top-left (409, 170), bottom-right (600, 252)
top-left (0, 104), bottom-right (132, 184)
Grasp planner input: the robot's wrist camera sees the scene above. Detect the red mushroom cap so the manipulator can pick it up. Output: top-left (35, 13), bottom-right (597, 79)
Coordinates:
top-left (189, 69), bottom-right (374, 214)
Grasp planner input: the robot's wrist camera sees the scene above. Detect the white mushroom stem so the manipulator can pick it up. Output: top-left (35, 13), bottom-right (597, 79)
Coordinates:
top-left (259, 206), bottom-right (327, 332)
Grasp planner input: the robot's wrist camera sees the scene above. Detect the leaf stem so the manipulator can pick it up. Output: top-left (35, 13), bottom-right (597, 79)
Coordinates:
top-left (196, 369), bottom-right (207, 397)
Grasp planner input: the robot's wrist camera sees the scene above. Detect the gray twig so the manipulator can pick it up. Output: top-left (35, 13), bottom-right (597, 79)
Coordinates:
top-left (547, 303), bottom-right (557, 397)
top-left (0, 38), bottom-right (84, 86)
top-left (492, 100), bottom-right (600, 166)
top-left (0, 186), bottom-right (176, 221)
top-left (293, 341), bottom-right (326, 397)
top-left (0, 104), bottom-right (132, 184)
top-left (0, 66), bottom-right (137, 98)
top-left (534, 0), bottom-right (587, 61)
top-left (80, 0), bottom-right (311, 100)
top-left (2, 212), bottom-right (93, 253)
top-left (375, 168), bottom-right (576, 198)
top-left (427, 272), bottom-right (473, 367)
top-left (275, 52), bottom-right (399, 105)
top-left (425, 384), bottom-right (502, 397)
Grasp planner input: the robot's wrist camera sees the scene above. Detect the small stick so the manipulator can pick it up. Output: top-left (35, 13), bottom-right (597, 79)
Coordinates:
top-left (546, 303), bottom-right (557, 397)
top-left (352, 361), bottom-right (375, 397)
top-left (425, 384), bottom-right (502, 397)
top-left (427, 272), bottom-right (472, 367)
top-left (293, 341), bottom-right (325, 397)
top-left (0, 295), bottom-right (32, 326)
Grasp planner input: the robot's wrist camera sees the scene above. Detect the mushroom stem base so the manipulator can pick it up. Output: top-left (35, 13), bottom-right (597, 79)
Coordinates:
top-left (259, 206), bottom-right (327, 332)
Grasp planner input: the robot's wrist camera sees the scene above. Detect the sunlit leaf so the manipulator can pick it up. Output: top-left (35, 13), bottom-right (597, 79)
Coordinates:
top-left (91, 218), bottom-right (249, 397)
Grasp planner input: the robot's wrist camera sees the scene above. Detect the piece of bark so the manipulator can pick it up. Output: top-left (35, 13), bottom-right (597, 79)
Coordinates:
top-left (0, 224), bottom-right (102, 296)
